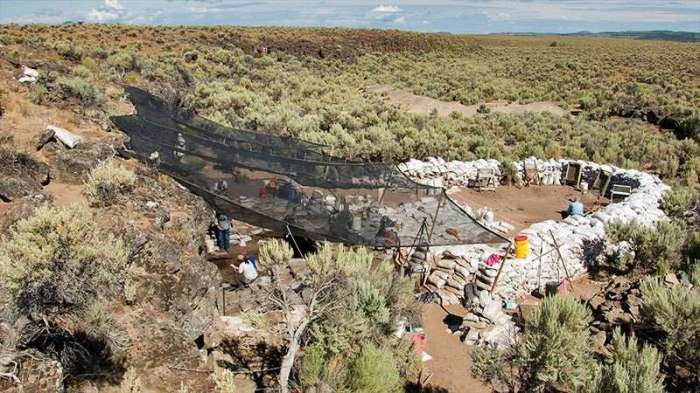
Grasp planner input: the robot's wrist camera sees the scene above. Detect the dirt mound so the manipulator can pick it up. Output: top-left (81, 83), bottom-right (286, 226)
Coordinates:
top-left (374, 85), bottom-right (566, 118)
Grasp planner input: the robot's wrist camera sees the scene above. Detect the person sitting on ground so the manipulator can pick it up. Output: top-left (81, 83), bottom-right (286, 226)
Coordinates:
top-left (567, 197), bottom-right (584, 217)
top-left (236, 254), bottom-right (258, 285)
top-left (216, 212), bottom-right (232, 251)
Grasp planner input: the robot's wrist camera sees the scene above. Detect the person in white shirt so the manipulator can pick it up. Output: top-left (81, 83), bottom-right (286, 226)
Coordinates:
top-left (235, 254), bottom-right (258, 285)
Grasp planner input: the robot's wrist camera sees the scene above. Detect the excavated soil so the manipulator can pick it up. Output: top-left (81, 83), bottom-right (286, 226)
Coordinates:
top-left (451, 185), bottom-right (603, 236)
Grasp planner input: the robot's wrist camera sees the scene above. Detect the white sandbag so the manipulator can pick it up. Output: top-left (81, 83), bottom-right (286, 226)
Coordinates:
top-left (48, 125), bottom-right (80, 148)
top-left (436, 259), bottom-right (456, 270)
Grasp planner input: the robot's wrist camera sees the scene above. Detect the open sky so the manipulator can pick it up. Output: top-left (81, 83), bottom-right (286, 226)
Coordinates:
top-left (1, 0), bottom-right (699, 33)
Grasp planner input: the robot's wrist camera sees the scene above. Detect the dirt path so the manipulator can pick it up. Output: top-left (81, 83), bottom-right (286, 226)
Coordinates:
top-left (43, 181), bottom-right (87, 207)
top-left (373, 85), bottom-right (566, 118)
top-left (451, 185), bottom-right (602, 236)
top-left (421, 303), bottom-right (491, 393)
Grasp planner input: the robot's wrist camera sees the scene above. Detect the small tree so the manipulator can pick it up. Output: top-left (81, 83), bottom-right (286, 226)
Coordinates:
top-left (515, 295), bottom-right (595, 392)
top-left (271, 242), bottom-right (339, 393)
top-left (592, 328), bottom-right (664, 393)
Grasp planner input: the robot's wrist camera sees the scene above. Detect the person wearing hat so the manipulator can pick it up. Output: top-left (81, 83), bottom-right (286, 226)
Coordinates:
top-left (567, 197), bottom-right (584, 217)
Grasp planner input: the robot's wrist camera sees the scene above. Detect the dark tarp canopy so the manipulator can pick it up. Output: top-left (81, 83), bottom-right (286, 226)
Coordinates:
top-left (112, 87), bottom-right (508, 248)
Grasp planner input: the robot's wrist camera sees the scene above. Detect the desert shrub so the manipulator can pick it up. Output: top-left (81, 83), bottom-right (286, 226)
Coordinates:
top-left (690, 263), bottom-right (700, 287)
top-left (640, 278), bottom-right (700, 383)
top-left (685, 231), bottom-right (700, 264)
top-left (515, 295), bottom-right (594, 392)
top-left (239, 309), bottom-right (268, 330)
top-left (57, 76), bottom-right (102, 107)
top-left (662, 186), bottom-right (697, 218)
top-left (85, 158), bottom-right (137, 207)
top-left (0, 204), bottom-right (128, 320)
top-left (300, 343), bottom-right (327, 388)
top-left (54, 40), bottom-right (82, 61)
top-left (592, 328), bottom-right (664, 393)
top-left (214, 369), bottom-right (237, 393)
top-left (471, 344), bottom-right (505, 381)
top-left (257, 238), bottom-right (293, 275)
top-left (28, 83), bottom-right (47, 104)
top-left (348, 344), bottom-right (402, 393)
top-left (107, 50), bottom-right (139, 74)
top-left (605, 219), bottom-right (686, 273)
top-left (120, 368), bottom-right (143, 393)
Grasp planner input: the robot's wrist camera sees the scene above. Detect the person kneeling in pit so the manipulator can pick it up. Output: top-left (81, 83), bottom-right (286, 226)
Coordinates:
top-left (235, 254), bottom-right (258, 286)
top-left (566, 197), bottom-right (584, 217)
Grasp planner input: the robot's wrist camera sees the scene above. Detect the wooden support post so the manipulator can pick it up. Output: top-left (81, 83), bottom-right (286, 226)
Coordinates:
top-left (222, 286), bottom-right (226, 316)
top-left (549, 230), bottom-right (575, 292)
top-left (427, 191), bottom-right (444, 242)
top-left (285, 223), bottom-right (305, 260)
top-left (490, 244), bottom-right (512, 294)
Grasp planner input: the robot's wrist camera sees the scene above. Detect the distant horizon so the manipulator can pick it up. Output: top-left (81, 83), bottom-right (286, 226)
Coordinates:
top-left (1, 1), bottom-right (699, 34)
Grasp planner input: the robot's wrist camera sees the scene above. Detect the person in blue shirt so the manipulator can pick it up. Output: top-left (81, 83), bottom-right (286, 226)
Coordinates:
top-left (216, 212), bottom-right (232, 251)
top-left (567, 197), bottom-right (584, 217)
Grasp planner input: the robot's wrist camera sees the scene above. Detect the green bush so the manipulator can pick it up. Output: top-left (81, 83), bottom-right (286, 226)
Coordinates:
top-left (84, 158), bottom-right (137, 207)
top-left (54, 40), bottom-right (82, 61)
top-left (257, 238), bottom-right (293, 275)
top-left (592, 328), bottom-right (664, 393)
top-left (515, 295), bottom-right (594, 392)
top-left (0, 204), bottom-right (128, 319)
top-left (662, 186), bottom-right (697, 218)
top-left (348, 344), bottom-right (402, 393)
top-left (58, 76), bottom-right (102, 107)
top-left (640, 278), bottom-right (700, 382)
top-left (471, 344), bottom-right (505, 381)
top-left (605, 219), bottom-right (685, 273)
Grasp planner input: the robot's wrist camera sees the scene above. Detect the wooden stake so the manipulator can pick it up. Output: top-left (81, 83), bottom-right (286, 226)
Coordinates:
top-left (490, 244), bottom-right (512, 294)
top-left (427, 191), bottom-right (444, 242)
top-left (548, 230), bottom-right (575, 292)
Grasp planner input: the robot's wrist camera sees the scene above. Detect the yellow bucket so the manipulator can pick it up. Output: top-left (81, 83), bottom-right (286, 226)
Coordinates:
top-left (514, 234), bottom-right (529, 259)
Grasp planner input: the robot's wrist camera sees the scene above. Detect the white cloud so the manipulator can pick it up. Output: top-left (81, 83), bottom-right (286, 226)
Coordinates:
top-left (104, 0), bottom-right (124, 11)
top-left (87, 8), bottom-right (119, 22)
top-left (370, 5), bottom-right (401, 14)
top-left (393, 16), bottom-right (406, 24)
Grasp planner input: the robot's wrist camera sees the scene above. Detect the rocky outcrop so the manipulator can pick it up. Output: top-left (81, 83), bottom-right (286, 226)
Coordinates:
top-left (0, 148), bottom-right (50, 202)
top-left (43, 142), bottom-right (115, 183)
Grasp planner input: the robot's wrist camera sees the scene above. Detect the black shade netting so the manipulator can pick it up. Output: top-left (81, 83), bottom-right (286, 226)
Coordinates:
top-left (112, 87), bottom-right (507, 247)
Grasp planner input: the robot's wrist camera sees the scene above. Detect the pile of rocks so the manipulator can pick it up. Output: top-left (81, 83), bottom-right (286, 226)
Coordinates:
top-left (461, 289), bottom-right (518, 347)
